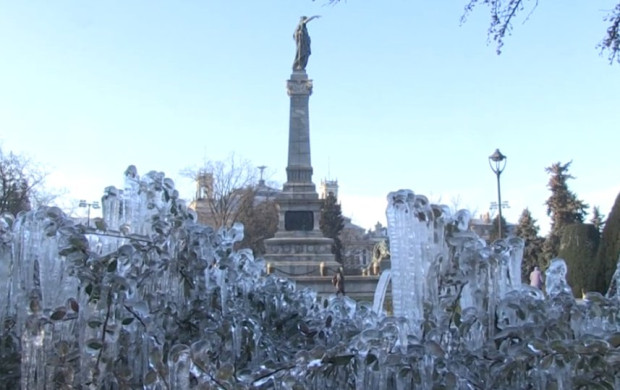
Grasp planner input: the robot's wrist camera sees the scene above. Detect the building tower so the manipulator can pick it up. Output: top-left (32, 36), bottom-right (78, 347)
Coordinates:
top-left (319, 179), bottom-right (339, 199)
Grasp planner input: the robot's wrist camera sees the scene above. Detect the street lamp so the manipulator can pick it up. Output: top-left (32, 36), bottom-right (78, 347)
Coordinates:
top-left (488, 149), bottom-right (507, 239)
top-left (79, 200), bottom-right (100, 227)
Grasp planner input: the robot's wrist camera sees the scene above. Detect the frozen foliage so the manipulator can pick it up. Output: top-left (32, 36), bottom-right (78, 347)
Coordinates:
top-left (2, 175), bottom-right (620, 389)
top-left (385, 190), bottom-right (526, 335)
top-left (606, 254), bottom-right (620, 300)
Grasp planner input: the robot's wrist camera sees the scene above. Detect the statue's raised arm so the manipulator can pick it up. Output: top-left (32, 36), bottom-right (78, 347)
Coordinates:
top-left (293, 15), bottom-right (320, 71)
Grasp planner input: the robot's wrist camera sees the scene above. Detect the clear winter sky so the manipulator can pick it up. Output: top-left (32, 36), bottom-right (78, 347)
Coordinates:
top-left (1, 1), bottom-right (618, 234)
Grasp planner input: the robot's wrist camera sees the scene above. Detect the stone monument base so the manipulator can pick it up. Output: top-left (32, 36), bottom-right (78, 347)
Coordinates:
top-left (264, 236), bottom-right (340, 277)
top-left (271, 274), bottom-right (385, 303)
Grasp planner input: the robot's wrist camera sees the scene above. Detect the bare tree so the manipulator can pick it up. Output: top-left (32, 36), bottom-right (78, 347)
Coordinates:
top-left (462, 0), bottom-right (620, 63)
top-left (323, 0), bottom-right (620, 64)
top-left (236, 188), bottom-right (279, 255)
top-left (182, 154), bottom-right (258, 229)
top-left (0, 147), bottom-right (49, 215)
top-left (432, 194), bottom-right (478, 217)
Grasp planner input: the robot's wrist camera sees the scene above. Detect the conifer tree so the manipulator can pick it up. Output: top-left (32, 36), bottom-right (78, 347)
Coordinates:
top-left (514, 208), bottom-right (544, 283)
top-left (597, 192), bottom-right (620, 292)
top-left (542, 161), bottom-right (589, 262)
top-left (319, 193), bottom-right (345, 263)
top-left (591, 206), bottom-right (606, 235)
top-left (488, 214), bottom-right (508, 244)
top-left (559, 223), bottom-right (601, 295)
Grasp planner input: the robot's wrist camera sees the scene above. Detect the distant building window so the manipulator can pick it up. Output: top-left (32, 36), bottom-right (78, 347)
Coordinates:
top-left (361, 249), bottom-right (369, 266)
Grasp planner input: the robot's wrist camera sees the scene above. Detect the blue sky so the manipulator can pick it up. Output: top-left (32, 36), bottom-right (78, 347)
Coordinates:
top-left (1, 1), bottom-right (618, 234)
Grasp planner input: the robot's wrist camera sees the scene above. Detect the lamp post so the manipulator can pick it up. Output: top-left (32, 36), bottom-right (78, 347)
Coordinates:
top-left (79, 200), bottom-right (100, 227)
top-left (488, 149), bottom-right (507, 239)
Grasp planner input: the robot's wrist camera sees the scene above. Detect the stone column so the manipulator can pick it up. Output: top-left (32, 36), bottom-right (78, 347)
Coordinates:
top-left (263, 70), bottom-right (340, 282)
top-left (284, 70), bottom-right (316, 194)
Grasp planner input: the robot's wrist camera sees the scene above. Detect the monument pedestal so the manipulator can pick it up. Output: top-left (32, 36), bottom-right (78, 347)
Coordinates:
top-left (264, 236), bottom-right (340, 277)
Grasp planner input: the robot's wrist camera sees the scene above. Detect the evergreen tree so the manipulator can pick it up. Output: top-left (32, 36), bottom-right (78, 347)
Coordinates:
top-left (542, 234), bottom-right (561, 270)
top-left (597, 192), bottom-right (620, 292)
top-left (558, 223), bottom-right (601, 295)
top-left (591, 206), bottom-right (606, 235)
top-left (514, 208), bottom-right (544, 283)
top-left (488, 214), bottom-right (508, 243)
top-left (319, 193), bottom-right (345, 263)
top-left (542, 161), bottom-right (589, 262)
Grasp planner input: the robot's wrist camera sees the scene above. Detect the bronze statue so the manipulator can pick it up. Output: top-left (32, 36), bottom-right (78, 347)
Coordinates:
top-left (293, 15), bottom-right (320, 71)
top-left (332, 267), bottom-right (345, 296)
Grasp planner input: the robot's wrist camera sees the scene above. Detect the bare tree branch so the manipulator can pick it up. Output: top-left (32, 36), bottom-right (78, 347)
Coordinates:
top-left (599, 3), bottom-right (620, 63)
top-left (182, 154), bottom-right (258, 229)
top-left (462, 0), bottom-right (533, 54)
top-left (0, 147), bottom-right (52, 215)
top-left (327, 0), bottom-right (620, 63)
